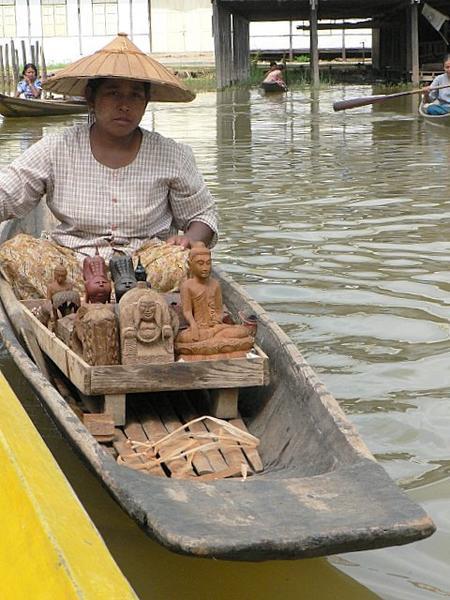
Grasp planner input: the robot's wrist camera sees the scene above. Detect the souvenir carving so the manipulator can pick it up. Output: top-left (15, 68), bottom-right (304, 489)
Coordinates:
top-left (134, 256), bottom-right (147, 282)
top-left (119, 284), bottom-right (178, 364)
top-left (71, 304), bottom-right (120, 365)
top-left (51, 289), bottom-right (81, 319)
top-left (175, 243), bottom-right (255, 360)
top-left (47, 265), bottom-right (74, 301)
top-left (109, 253), bottom-right (137, 302)
top-left (83, 250), bottom-right (111, 304)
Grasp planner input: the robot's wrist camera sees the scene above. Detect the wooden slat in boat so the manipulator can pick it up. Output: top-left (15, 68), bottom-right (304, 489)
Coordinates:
top-left (0, 92), bottom-right (87, 118)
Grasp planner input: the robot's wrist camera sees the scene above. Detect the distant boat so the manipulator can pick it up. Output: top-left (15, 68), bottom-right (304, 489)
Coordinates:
top-left (0, 92), bottom-right (87, 118)
top-left (418, 101), bottom-right (450, 128)
top-left (260, 81), bottom-right (287, 93)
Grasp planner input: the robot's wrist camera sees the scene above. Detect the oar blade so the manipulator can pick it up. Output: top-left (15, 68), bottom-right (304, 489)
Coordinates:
top-left (333, 95), bottom-right (387, 112)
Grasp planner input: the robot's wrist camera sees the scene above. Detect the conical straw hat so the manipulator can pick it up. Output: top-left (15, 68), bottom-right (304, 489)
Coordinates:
top-left (43, 33), bottom-right (195, 102)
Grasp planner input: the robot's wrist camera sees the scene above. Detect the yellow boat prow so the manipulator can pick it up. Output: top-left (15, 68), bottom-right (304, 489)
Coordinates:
top-left (0, 372), bottom-right (137, 599)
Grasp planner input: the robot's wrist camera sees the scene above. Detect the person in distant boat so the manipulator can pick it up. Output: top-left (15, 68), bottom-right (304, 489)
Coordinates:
top-left (0, 34), bottom-right (217, 299)
top-left (422, 55), bottom-right (450, 115)
top-left (15, 63), bottom-right (42, 99)
top-left (262, 63), bottom-right (287, 91)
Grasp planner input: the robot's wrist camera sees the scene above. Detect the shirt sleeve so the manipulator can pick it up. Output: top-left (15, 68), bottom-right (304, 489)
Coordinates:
top-left (0, 136), bottom-right (52, 222)
top-left (169, 144), bottom-right (218, 247)
top-left (429, 75), bottom-right (442, 101)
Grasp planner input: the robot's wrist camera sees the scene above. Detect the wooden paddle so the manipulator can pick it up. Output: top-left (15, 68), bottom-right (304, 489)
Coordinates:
top-left (333, 84), bottom-right (450, 112)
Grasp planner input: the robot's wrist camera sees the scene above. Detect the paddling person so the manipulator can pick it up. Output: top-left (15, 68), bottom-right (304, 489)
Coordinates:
top-left (15, 63), bottom-right (42, 99)
top-left (262, 63), bottom-right (287, 91)
top-left (0, 34), bottom-right (217, 298)
top-left (422, 54), bottom-right (450, 115)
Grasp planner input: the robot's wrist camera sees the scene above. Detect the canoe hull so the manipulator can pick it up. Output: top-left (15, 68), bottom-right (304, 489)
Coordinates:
top-left (418, 101), bottom-right (450, 128)
top-left (261, 82), bottom-right (287, 93)
top-left (0, 208), bottom-right (435, 561)
top-left (0, 93), bottom-right (87, 118)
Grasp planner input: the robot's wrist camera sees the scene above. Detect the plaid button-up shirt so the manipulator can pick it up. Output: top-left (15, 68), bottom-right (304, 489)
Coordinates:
top-left (0, 124), bottom-right (218, 260)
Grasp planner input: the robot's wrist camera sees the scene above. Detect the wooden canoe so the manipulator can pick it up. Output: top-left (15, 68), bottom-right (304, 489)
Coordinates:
top-left (0, 207), bottom-right (435, 561)
top-left (260, 81), bottom-right (287, 93)
top-left (0, 93), bottom-right (87, 118)
top-left (418, 101), bottom-right (450, 128)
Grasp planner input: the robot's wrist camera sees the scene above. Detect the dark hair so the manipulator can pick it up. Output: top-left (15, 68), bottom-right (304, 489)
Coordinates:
top-left (22, 63), bottom-right (38, 77)
top-left (444, 54), bottom-right (450, 63)
top-left (269, 61), bottom-right (277, 67)
top-left (85, 78), bottom-right (151, 100)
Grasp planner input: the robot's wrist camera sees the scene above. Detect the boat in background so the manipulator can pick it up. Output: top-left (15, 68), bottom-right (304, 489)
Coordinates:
top-left (261, 81), bottom-right (287, 93)
top-left (419, 101), bottom-right (450, 128)
top-left (0, 92), bottom-right (87, 118)
top-left (0, 205), bottom-right (435, 562)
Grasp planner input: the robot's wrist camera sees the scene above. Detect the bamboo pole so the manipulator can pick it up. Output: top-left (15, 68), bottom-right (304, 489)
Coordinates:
top-left (10, 40), bottom-right (18, 92)
top-left (35, 40), bottom-right (40, 74)
top-left (21, 40), bottom-right (27, 68)
top-left (0, 46), bottom-right (5, 95)
top-left (5, 43), bottom-right (11, 94)
top-left (40, 45), bottom-right (47, 97)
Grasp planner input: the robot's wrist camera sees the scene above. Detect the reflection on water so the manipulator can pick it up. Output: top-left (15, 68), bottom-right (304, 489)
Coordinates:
top-left (1, 85), bottom-right (450, 599)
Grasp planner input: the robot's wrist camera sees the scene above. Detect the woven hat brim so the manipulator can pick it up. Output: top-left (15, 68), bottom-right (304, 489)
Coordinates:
top-left (43, 48), bottom-right (195, 102)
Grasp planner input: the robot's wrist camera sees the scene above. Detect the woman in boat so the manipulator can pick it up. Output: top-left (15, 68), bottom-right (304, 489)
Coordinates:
top-left (15, 63), bottom-right (42, 99)
top-left (422, 54), bottom-right (450, 115)
top-left (262, 63), bottom-right (287, 91)
top-left (0, 34), bottom-right (217, 298)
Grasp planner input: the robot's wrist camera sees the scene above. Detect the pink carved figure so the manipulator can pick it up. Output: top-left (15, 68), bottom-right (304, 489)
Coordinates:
top-left (83, 249), bottom-right (111, 304)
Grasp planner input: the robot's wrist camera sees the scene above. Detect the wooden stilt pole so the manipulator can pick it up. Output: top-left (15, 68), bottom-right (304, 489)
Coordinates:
top-left (309, 0), bottom-right (319, 87)
top-left (0, 46), bottom-right (5, 95)
top-left (21, 40), bottom-right (27, 69)
top-left (410, 1), bottom-right (420, 86)
top-left (5, 43), bottom-right (11, 95)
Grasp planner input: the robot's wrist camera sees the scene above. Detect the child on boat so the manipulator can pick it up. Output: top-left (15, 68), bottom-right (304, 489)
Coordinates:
top-left (0, 34), bottom-right (218, 299)
top-left (422, 54), bottom-right (450, 115)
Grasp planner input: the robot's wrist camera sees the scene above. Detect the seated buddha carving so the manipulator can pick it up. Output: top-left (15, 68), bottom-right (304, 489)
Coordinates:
top-left (175, 243), bottom-right (255, 361)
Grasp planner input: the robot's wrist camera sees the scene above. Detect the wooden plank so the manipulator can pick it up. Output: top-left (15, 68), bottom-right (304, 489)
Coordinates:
top-left (230, 418), bottom-right (264, 473)
top-left (204, 417), bottom-right (247, 475)
top-left (149, 395), bottom-right (210, 477)
top-left (124, 409), bottom-right (165, 477)
top-left (209, 388), bottom-right (239, 419)
top-left (176, 394), bottom-right (228, 473)
top-left (104, 394), bottom-right (126, 427)
top-left (90, 351), bottom-right (267, 395)
top-left (129, 396), bottom-right (194, 478)
top-left (113, 428), bottom-right (147, 470)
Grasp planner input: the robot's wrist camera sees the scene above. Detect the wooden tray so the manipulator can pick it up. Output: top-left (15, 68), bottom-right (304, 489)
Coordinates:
top-left (21, 300), bottom-right (269, 397)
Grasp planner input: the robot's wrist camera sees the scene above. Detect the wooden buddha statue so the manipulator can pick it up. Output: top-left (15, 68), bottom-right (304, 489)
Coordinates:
top-left (174, 243), bottom-right (255, 360)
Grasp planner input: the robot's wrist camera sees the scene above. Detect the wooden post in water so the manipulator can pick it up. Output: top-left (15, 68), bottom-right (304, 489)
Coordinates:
top-left (5, 43), bottom-right (11, 95)
top-left (212, 0), bottom-right (233, 89)
top-left (10, 40), bottom-right (19, 93)
top-left (410, 1), bottom-right (420, 86)
top-left (0, 46), bottom-right (5, 95)
top-left (232, 13), bottom-right (249, 84)
top-left (40, 45), bottom-right (47, 97)
top-left (21, 40), bottom-right (27, 69)
top-left (35, 40), bottom-right (40, 74)
top-left (30, 43), bottom-right (36, 66)
top-left (309, 0), bottom-right (319, 88)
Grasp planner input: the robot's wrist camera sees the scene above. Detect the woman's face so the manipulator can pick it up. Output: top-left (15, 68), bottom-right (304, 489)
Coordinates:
top-left (88, 78), bottom-right (148, 139)
top-left (444, 59), bottom-right (450, 76)
top-left (24, 67), bottom-right (37, 82)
